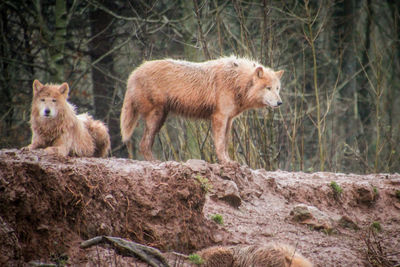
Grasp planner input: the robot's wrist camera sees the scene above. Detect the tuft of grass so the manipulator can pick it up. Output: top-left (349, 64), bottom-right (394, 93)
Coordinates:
top-left (330, 181), bottom-right (343, 199)
top-left (50, 253), bottom-right (68, 266)
top-left (188, 254), bottom-right (204, 265)
top-left (322, 228), bottom-right (334, 236)
top-left (195, 175), bottom-right (213, 193)
top-left (370, 221), bottom-right (382, 233)
top-left (210, 214), bottom-right (224, 225)
top-left (373, 186), bottom-right (379, 196)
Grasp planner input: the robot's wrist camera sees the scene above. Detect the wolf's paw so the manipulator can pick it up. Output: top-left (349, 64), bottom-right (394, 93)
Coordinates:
top-left (44, 147), bottom-right (56, 154)
top-left (44, 147), bottom-right (61, 155)
top-left (44, 147), bottom-right (69, 157)
top-left (21, 145), bottom-right (32, 151)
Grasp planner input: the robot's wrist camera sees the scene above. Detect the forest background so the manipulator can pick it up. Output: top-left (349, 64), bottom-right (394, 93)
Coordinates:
top-left (1, 0), bottom-right (399, 173)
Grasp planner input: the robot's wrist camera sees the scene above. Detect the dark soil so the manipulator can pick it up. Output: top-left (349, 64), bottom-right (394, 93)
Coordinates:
top-left (0, 149), bottom-right (399, 266)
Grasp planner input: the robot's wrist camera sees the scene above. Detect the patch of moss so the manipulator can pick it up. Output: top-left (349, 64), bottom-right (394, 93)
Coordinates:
top-left (210, 214), bottom-right (224, 225)
top-left (195, 175), bottom-right (213, 193)
top-left (330, 181), bottom-right (343, 199)
top-left (188, 254), bottom-right (204, 265)
top-left (371, 221), bottom-right (382, 233)
top-left (373, 186), bottom-right (379, 196)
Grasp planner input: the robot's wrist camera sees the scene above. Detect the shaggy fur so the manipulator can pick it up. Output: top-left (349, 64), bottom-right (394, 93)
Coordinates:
top-left (198, 246), bottom-right (234, 267)
top-left (24, 80), bottom-right (110, 157)
top-left (198, 243), bottom-right (313, 267)
top-left (120, 56), bottom-right (284, 163)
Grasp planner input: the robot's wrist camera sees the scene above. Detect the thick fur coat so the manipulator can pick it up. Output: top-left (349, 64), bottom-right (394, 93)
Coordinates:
top-left (198, 243), bottom-right (313, 267)
top-left (24, 80), bottom-right (110, 157)
top-left (120, 56), bottom-right (284, 163)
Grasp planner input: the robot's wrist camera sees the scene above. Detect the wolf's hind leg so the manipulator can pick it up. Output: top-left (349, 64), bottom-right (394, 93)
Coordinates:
top-left (139, 108), bottom-right (168, 161)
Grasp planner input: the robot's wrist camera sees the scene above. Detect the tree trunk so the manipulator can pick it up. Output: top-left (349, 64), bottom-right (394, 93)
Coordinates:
top-left (356, 0), bottom-right (372, 157)
top-left (50, 0), bottom-right (67, 82)
top-left (89, 2), bottom-right (118, 155)
top-left (334, 0), bottom-right (358, 139)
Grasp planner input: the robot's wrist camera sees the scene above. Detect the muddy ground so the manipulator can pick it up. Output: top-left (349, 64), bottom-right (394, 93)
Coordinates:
top-left (0, 149), bottom-right (399, 266)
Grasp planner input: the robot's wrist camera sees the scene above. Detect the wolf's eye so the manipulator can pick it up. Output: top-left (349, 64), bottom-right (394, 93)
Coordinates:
top-left (52, 99), bottom-right (56, 103)
top-left (266, 86), bottom-right (271, 90)
top-left (40, 99), bottom-right (45, 102)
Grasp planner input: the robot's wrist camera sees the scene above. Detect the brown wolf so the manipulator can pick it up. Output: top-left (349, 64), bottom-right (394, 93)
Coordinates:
top-left (120, 56), bottom-right (284, 163)
top-left (198, 243), bottom-right (313, 267)
top-left (24, 80), bottom-right (111, 157)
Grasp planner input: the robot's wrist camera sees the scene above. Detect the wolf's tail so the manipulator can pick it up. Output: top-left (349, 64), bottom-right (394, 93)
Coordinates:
top-left (78, 114), bottom-right (111, 157)
top-left (81, 114), bottom-right (111, 157)
top-left (120, 89), bottom-right (139, 144)
top-left (92, 120), bottom-right (111, 157)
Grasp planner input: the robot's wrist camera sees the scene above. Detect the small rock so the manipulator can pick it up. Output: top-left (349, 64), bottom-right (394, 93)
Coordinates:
top-left (355, 185), bottom-right (377, 205)
top-left (212, 180), bottom-right (242, 208)
top-left (213, 233), bottom-right (224, 243)
top-left (338, 215), bottom-right (360, 230)
top-left (185, 159), bottom-right (209, 173)
top-left (290, 204), bottom-right (333, 231)
top-left (150, 208), bottom-right (162, 217)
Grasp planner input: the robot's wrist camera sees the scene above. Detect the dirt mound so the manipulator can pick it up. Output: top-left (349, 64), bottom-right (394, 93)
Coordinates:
top-left (0, 149), bottom-right (219, 265)
top-left (0, 149), bottom-right (399, 266)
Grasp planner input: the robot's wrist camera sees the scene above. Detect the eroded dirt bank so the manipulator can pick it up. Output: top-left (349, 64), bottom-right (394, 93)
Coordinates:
top-left (0, 149), bottom-right (399, 266)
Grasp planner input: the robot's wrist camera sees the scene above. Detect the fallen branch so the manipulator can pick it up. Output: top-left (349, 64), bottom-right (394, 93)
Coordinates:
top-left (80, 236), bottom-right (170, 267)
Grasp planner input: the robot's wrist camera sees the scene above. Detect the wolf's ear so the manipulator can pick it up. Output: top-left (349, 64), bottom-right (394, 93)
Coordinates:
top-left (275, 70), bottom-right (284, 79)
top-left (33, 80), bottom-right (44, 95)
top-left (255, 66), bottom-right (263, 78)
top-left (59, 82), bottom-right (69, 97)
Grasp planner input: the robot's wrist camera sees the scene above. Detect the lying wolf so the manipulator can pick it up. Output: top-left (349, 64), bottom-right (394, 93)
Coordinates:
top-left (24, 80), bottom-right (110, 157)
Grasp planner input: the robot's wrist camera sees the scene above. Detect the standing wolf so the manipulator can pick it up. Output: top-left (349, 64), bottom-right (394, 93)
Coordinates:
top-left (120, 56), bottom-right (284, 163)
top-left (24, 80), bottom-right (111, 157)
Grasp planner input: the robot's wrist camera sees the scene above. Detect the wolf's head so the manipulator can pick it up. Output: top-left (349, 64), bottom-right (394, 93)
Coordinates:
top-left (251, 67), bottom-right (284, 109)
top-left (32, 80), bottom-right (70, 119)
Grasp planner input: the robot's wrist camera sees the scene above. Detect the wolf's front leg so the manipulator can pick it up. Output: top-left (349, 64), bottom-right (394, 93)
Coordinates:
top-left (212, 114), bottom-right (234, 164)
top-left (21, 144), bottom-right (33, 151)
top-left (224, 117), bottom-right (234, 159)
top-left (22, 133), bottom-right (44, 151)
top-left (22, 143), bottom-right (36, 151)
top-left (44, 136), bottom-right (71, 156)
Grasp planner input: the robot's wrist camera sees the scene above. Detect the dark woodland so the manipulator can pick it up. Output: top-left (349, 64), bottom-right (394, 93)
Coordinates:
top-left (1, 0), bottom-right (399, 173)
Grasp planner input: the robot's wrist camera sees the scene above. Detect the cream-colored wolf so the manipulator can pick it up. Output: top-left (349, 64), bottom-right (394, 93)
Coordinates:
top-left (24, 80), bottom-right (111, 157)
top-left (120, 56), bottom-right (284, 163)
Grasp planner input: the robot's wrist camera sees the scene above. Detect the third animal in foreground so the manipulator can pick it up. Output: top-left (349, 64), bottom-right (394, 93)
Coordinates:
top-left (197, 243), bottom-right (313, 267)
top-left (120, 56), bottom-right (284, 164)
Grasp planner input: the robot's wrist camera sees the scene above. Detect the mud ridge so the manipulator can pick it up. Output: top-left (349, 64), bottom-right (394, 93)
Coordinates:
top-left (0, 149), bottom-right (399, 266)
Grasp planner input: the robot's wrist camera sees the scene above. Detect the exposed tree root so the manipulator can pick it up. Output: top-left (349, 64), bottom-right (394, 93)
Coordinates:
top-left (80, 236), bottom-right (170, 267)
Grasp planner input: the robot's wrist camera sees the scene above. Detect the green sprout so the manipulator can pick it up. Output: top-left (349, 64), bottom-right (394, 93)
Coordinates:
top-left (188, 254), bottom-right (204, 265)
top-left (330, 181), bottom-right (343, 199)
top-left (210, 214), bottom-right (224, 225)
